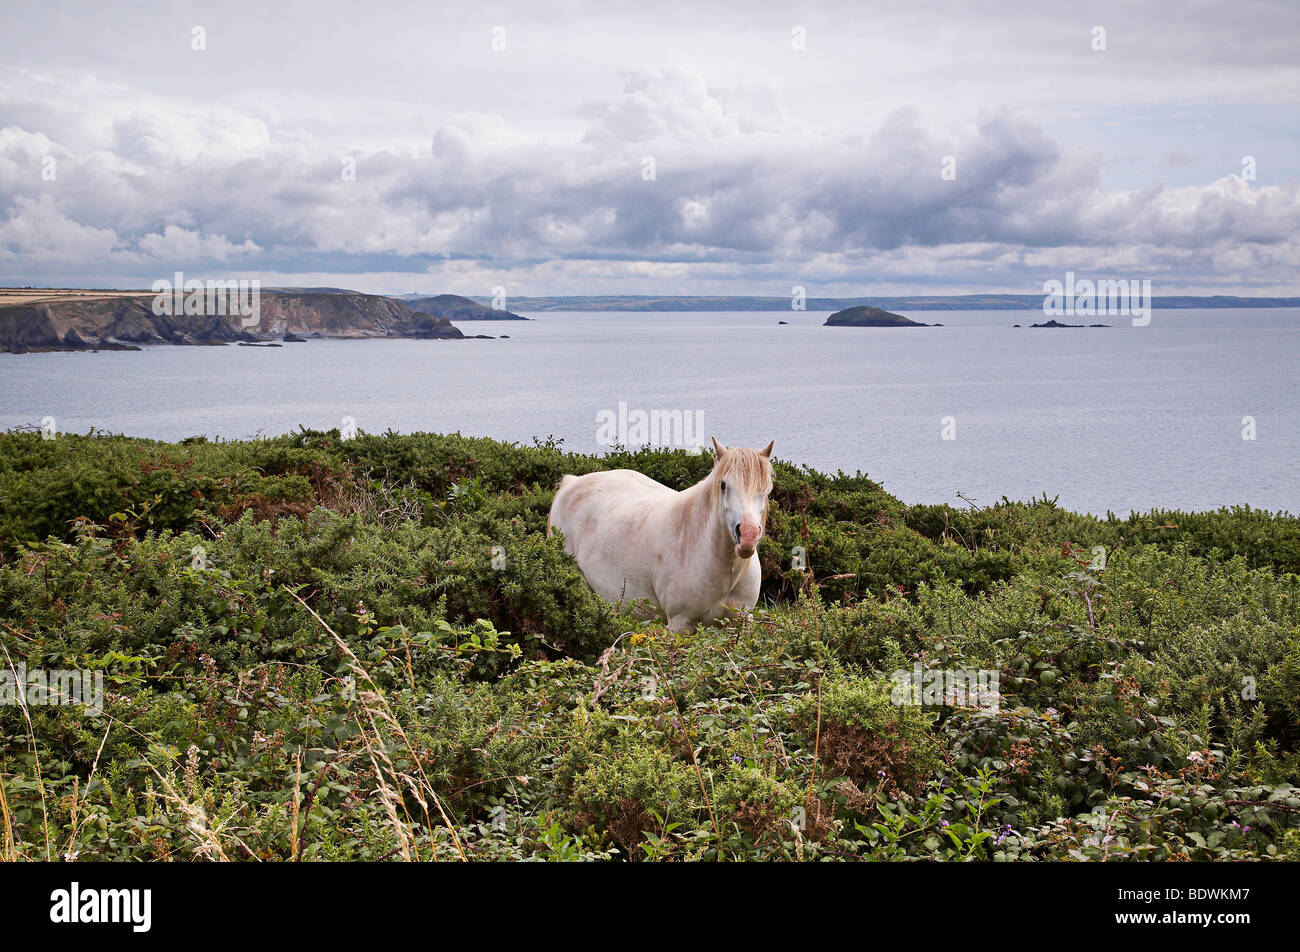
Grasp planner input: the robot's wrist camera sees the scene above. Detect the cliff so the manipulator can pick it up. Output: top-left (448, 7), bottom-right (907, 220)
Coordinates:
top-left (0, 291), bottom-right (464, 353)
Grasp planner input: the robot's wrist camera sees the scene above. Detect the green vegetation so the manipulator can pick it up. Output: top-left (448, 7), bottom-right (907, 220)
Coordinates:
top-left (1, 428), bottom-right (1297, 861)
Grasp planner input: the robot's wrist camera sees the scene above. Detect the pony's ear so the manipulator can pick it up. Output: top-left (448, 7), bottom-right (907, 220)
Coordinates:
top-left (759, 440), bottom-right (774, 458)
top-left (712, 436), bottom-right (727, 457)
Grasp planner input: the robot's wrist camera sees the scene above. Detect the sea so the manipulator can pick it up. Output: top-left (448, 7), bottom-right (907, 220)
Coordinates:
top-left (2, 308), bottom-right (1297, 517)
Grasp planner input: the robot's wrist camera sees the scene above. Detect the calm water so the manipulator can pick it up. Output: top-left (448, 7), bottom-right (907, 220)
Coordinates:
top-left (2, 309), bottom-right (1297, 516)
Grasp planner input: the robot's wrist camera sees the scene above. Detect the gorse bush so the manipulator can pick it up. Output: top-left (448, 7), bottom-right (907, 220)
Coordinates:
top-left (0, 428), bottom-right (1296, 861)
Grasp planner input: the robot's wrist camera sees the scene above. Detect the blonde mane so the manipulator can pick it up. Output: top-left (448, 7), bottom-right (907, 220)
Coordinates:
top-left (713, 446), bottom-right (773, 496)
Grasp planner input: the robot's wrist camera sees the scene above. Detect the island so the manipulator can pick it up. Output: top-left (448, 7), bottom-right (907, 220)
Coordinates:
top-left (823, 305), bottom-right (930, 327)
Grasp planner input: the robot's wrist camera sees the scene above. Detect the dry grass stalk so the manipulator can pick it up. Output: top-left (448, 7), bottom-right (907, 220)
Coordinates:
top-left (285, 585), bottom-right (468, 861)
top-left (1, 642), bottom-right (51, 860)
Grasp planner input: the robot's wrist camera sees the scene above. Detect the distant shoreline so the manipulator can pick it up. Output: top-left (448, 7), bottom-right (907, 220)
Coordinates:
top-left (469, 294), bottom-right (1300, 311)
top-left (4, 287), bottom-right (1297, 352)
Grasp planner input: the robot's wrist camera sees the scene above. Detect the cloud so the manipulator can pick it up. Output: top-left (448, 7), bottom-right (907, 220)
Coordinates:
top-left (0, 194), bottom-right (121, 263)
top-left (136, 225), bottom-right (261, 261)
top-left (582, 69), bottom-right (785, 145)
top-left (0, 43), bottom-right (1296, 294)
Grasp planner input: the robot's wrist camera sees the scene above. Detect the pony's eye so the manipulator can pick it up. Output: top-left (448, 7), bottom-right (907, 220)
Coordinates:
top-left (719, 480), bottom-right (727, 493)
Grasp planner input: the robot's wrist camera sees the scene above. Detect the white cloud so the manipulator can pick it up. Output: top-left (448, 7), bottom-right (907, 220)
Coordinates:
top-left (136, 225), bottom-right (261, 261)
top-left (0, 0), bottom-right (1297, 296)
top-left (0, 194), bottom-right (121, 263)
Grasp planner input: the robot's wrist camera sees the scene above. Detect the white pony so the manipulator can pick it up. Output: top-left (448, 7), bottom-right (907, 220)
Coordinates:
top-left (547, 437), bottom-right (775, 633)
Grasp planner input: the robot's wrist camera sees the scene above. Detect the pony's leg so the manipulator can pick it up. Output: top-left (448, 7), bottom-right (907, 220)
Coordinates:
top-left (630, 602), bottom-right (673, 632)
top-left (693, 559), bottom-right (761, 629)
top-left (666, 613), bottom-right (698, 635)
top-left (706, 601), bottom-right (752, 627)
top-left (695, 598), bottom-right (750, 630)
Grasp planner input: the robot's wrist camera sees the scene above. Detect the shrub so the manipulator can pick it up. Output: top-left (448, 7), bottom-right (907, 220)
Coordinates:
top-left (2, 428), bottom-right (1297, 861)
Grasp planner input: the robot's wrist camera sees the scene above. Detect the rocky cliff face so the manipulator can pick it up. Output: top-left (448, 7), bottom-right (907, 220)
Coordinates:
top-left (0, 292), bottom-right (464, 353)
top-left (249, 292), bottom-right (463, 338)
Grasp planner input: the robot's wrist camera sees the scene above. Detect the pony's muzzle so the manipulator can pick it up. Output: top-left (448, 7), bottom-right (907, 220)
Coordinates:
top-left (735, 520), bottom-right (762, 559)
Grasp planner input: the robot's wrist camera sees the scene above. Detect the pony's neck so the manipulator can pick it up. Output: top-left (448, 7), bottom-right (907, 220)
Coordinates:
top-left (681, 469), bottom-right (742, 572)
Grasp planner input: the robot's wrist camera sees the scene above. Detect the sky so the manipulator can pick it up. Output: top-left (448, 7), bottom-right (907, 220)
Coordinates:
top-left (1, 0), bottom-right (1297, 297)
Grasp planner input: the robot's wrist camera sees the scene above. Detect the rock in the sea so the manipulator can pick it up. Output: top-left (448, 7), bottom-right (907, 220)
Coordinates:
top-left (1030, 319), bottom-right (1111, 328)
top-left (823, 305), bottom-right (929, 327)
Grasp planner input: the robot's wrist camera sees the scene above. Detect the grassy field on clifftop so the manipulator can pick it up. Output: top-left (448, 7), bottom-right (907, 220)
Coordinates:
top-left (1, 428), bottom-right (1298, 861)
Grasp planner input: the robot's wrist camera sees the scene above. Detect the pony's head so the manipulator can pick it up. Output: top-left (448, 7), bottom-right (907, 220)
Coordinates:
top-left (711, 437), bottom-right (774, 560)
